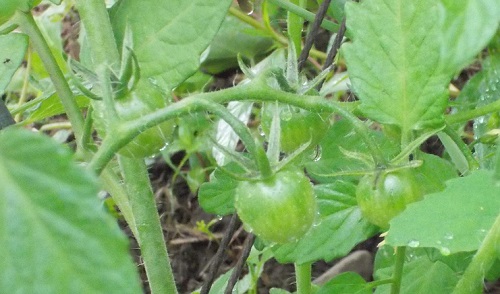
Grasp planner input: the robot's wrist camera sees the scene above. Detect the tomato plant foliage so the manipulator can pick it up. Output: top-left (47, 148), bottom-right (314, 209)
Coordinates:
top-left (1, 0), bottom-right (500, 293)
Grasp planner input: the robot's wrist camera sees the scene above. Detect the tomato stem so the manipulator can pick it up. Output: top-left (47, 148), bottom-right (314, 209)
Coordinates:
top-left (89, 77), bottom-right (388, 174)
top-left (295, 262), bottom-right (312, 294)
top-left (446, 98), bottom-right (500, 125)
top-left (76, 1), bottom-right (178, 293)
top-left (287, 0), bottom-right (305, 56)
top-left (390, 246), bottom-right (406, 294)
top-left (13, 11), bottom-right (85, 142)
top-left (119, 156), bottom-right (178, 294)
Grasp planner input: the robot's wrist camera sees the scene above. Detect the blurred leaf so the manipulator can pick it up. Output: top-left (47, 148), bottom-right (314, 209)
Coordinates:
top-left (0, 33), bottom-right (28, 93)
top-left (316, 272), bottom-right (370, 294)
top-left (269, 288), bottom-right (291, 294)
top-left (174, 71), bottom-right (213, 95)
top-left (374, 246), bottom-right (460, 293)
top-left (272, 181), bottom-right (378, 264)
top-left (187, 165), bottom-right (207, 193)
top-left (24, 93), bottom-right (89, 124)
top-left (457, 55), bottom-right (500, 169)
top-left (343, 0), bottom-right (449, 133)
top-left (192, 267), bottom-right (254, 294)
top-left (386, 170), bottom-right (500, 254)
top-left (0, 127), bottom-right (141, 293)
top-left (202, 15), bottom-right (273, 74)
top-left (438, 0), bottom-right (500, 75)
top-left (110, 0), bottom-right (232, 91)
top-left (31, 5), bottom-right (68, 79)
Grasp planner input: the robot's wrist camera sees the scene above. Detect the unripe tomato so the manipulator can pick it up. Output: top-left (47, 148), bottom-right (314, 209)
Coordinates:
top-left (92, 79), bottom-right (175, 158)
top-left (235, 169), bottom-right (316, 244)
top-left (0, 0), bottom-right (40, 25)
top-left (356, 169), bottom-right (422, 229)
top-left (261, 104), bottom-right (330, 153)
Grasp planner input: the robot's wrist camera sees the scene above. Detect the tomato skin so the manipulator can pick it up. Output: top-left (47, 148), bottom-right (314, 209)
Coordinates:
top-left (261, 104), bottom-right (330, 153)
top-left (92, 80), bottom-right (175, 158)
top-left (356, 169), bottom-right (422, 229)
top-left (235, 169), bottom-right (316, 244)
top-left (0, 0), bottom-right (40, 25)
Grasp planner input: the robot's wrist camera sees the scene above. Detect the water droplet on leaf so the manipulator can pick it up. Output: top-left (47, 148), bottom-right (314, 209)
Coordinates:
top-left (439, 247), bottom-right (451, 256)
top-left (407, 240), bottom-right (420, 248)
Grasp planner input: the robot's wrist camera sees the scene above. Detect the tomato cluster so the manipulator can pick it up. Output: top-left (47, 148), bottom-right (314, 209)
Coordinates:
top-left (356, 169), bottom-right (422, 229)
top-left (235, 169), bottom-right (316, 244)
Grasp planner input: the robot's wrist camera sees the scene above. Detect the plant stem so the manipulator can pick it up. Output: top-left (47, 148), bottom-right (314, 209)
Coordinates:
top-left (75, 2), bottom-right (179, 293)
top-left (390, 246), bottom-right (406, 294)
top-left (452, 211), bottom-right (500, 294)
top-left (446, 98), bottom-right (500, 125)
top-left (89, 79), bottom-right (385, 174)
top-left (228, 6), bottom-right (287, 45)
top-left (366, 278), bottom-right (394, 289)
top-left (75, 0), bottom-right (120, 71)
top-left (295, 262), bottom-right (312, 294)
top-left (15, 46), bottom-right (32, 122)
top-left (14, 11), bottom-right (84, 140)
top-left (228, 6), bottom-right (326, 60)
top-left (288, 0), bottom-right (304, 55)
top-left (118, 156), bottom-right (178, 294)
top-left (99, 167), bottom-right (137, 236)
top-left (268, 0), bottom-right (339, 32)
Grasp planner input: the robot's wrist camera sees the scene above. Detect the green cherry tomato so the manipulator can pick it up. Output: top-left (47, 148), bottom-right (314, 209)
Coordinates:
top-left (0, 0), bottom-right (40, 25)
top-left (356, 169), bottom-right (422, 229)
top-left (92, 79), bottom-right (175, 158)
top-left (235, 169), bottom-right (316, 244)
top-left (261, 104), bottom-right (330, 153)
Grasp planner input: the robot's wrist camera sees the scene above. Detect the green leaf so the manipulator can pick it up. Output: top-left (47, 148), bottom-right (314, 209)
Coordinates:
top-left (198, 165), bottom-right (241, 215)
top-left (414, 152), bottom-right (457, 196)
top-left (201, 15), bottom-right (273, 74)
top-left (306, 120), bottom-right (399, 183)
top-left (374, 246), bottom-right (460, 293)
top-left (0, 128), bottom-right (141, 293)
top-left (272, 181), bottom-right (378, 264)
top-left (316, 272), bottom-right (370, 294)
top-left (438, 0), bottom-right (500, 75)
top-left (386, 170), bottom-right (500, 254)
top-left (342, 0), bottom-right (449, 133)
top-left (269, 289), bottom-right (291, 294)
top-left (456, 54), bottom-right (500, 169)
top-left (0, 33), bottom-right (28, 93)
top-left (24, 93), bottom-right (89, 124)
top-left (192, 267), bottom-right (256, 294)
top-left (110, 0), bottom-right (233, 91)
